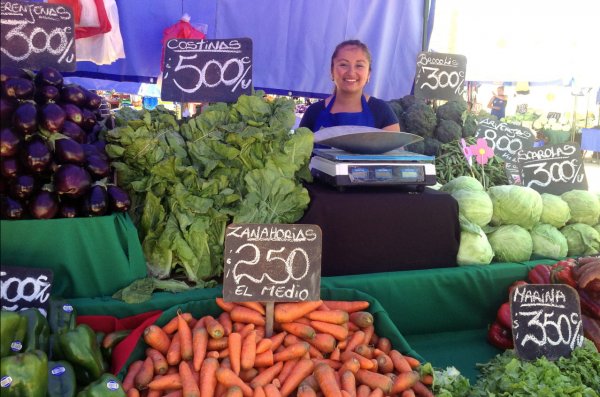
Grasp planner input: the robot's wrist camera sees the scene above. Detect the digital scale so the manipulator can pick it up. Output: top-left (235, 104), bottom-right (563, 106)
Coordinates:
top-left (310, 126), bottom-right (437, 190)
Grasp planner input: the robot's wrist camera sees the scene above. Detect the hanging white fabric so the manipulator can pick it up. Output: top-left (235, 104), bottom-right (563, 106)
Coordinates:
top-left (75, 0), bottom-right (125, 65)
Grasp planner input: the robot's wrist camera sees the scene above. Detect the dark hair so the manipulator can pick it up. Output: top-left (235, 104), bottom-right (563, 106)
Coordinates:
top-left (330, 40), bottom-right (372, 73)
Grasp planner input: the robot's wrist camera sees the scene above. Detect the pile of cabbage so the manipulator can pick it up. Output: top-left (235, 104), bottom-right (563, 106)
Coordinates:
top-left (440, 176), bottom-right (600, 265)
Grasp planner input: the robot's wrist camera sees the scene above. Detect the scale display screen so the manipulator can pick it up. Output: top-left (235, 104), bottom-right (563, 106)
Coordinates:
top-left (348, 164), bottom-right (424, 183)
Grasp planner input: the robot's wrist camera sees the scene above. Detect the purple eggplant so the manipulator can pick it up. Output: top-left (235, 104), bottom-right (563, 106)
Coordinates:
top-left (1, 157), bottom-right (20, 179)
top-left (60, 84), bottom-right (86, 107)
top-left (80, 108), bottom-right (97, 132)
top-left (35, 85), bottom-right (60, 104)
top-left (0, 67), bottom-right (29, 84)
top-left (0, 127), bottom-right (21, 157)
top-left (12, 102), bottom-right (38, 135)
top-left (34, 66), bottom-right (63, 87)
top-left (3, 78), bottom-right (35, 100)
top-left (107, 185), bottom-right (131, 212)
top-left (61, 120), bottom-right (86, 144)
top-left (1, 195), bottom-right (25, 220)
top-left (85, 154), bottom-right (111, 179)
top-left (40, 103), bottom-right (66, 133)
top-left (29, 190), bottom-right (58, 219)
top-left (54, 163), bottom-right (91, 198)
top-left (58, 199), bottom-right (79, 218)
top-left (81, 184), bottom-right (108, 216)
top-left (9, 174), bottom-right (36, 200)
top-left (54, 137), bottom-right (85, 164)
top-left (21, 135), bottom-right (52, 174)
top-left (1, 97), bottom-right (17, 125)
top-left (61, 103), bottom-right (83, 126)
top-left (84, 90), bottom-right (102, 110)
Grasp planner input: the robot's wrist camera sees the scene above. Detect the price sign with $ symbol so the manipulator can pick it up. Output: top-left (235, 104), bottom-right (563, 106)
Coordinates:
top-left (510, 284), bottom-right (584, 361)
top-left (161, 37), bottom-right (253, 103)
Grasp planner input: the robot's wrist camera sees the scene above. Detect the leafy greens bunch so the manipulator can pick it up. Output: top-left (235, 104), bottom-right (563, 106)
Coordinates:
top-left (105, 93), bottom-right (313, 285)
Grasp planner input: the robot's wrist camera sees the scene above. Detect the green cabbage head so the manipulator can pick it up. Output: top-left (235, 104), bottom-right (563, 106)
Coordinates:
top-left (560, 223), bottom-right (600, 256)
top-left (487, 224), bottom-right (533, 262)
top-left (440, 176), bottom-right (484, 194)
top-left (540, 193), bottom-right (571, 228)
top-left (488, 185), bottom-right (543, 230)
top-left (530, 223), bottom-right (568, 259)
top-left (451, 190), bottom-right (493, 227)
top-left (456, 224), bottom-right (494, 266)
top-left (561, 190), bottom-right (600, 226)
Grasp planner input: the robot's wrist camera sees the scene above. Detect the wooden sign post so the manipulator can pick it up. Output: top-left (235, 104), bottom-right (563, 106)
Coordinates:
top-left (0, 265), bottom-right (53, 316)
top-left (474, 118), bottom-right (536, 162)
top-left (161, 37), bottom-right (253, 103)
top-left (223, 224), bottom-right (322, 336)
top-left (516, 142), bottom-right (588, 195)
top-left (510, 284), bottom-right (584, 361)
top-left (414, 51), bottom-right (467, 101)
top-left (1, 1), bottom-right (76, 71)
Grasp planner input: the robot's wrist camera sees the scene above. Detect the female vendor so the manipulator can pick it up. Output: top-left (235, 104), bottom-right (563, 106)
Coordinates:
top-left (299, 40), bottom-right (400, 132)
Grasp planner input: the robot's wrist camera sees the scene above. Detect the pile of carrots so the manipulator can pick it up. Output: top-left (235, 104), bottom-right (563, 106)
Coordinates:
top-left (122, 298), bottom-right (434, 397)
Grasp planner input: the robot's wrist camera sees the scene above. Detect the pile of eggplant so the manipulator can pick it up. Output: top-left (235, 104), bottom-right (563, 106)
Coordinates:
top-left (0, 66), bottom-right (130, 220)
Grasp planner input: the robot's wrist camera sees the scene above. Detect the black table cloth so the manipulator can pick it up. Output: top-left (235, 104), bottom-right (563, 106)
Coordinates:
top-left (297, 181), bottom-right (460, 276)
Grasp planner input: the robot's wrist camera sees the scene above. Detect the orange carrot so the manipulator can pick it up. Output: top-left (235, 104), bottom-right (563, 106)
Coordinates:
top-left (166, 332), bottom-right (181, 366)
top-left (147, 373), bottom-right (182, 390)
top-left (215, 368), bottom-right (253, 397)
top-left (143, 325), bottom-right (171, 355)
top-left (192, 316), bottom-right (207, 331)
top-left (322, 301), bottom-right (369, 313)
top-left (228, 332), bottom-right (242, 375)
top-left (279, 358), bottom-right (315, 397)
top-left (376, 354), bottom-right (394, 374)
top-left (300, 374), bottom-right (320, 391)
top-left (308, 344), bottom-right (324, 359)
top-left (216, 297), bottom-right (236, 312)
top-left (306, 310), bottom-right (349, 325)
top-left (283, 333), bottom-right (299, 347)
top-left (253, 386), bottom-right (266, 397)
top-left (122, 360), bottom-right (144, 392)
top-left (192, 327), bottom-right (209, 371)
top-left (135, 356), bottom-right (154, 390)
top-left (410, 381), bottom-right (433, 397)
top-left (230, 306), bottom-right (266, 326)
top-left (268, 332), bottom-right (286, 351)
top-left (330, 347), bottom-right (341, 361)
top-left (391, 371), bottom-right (420, 394)
top-left (420, 374), bottom-right (433, 386)
top-left (238, 301), bottom-right (266, 315)
top-left (263, 384), bottom-right (282, 397)
top-left (344, 331), bottom-right (365, 354)
top-left (163, 391), bottom-right (183, 397)
top-left (166, 366), bottom-right (178, 374)
top-left (273, 342), bottom-right (310, 362)
top-left (208, 336), bottom-right (229, 351)
top-left (276, 358), bottom-right (299, 385)
top-left (225, 386), bottom-right (245, 397)
top-left (240, 330), bottom-right (256, 370)
top-left (367, 388), bottom-right (383, 397)
top-left (389, 350), bottom-right (412, 373)
top-left (310, 321), bottom-right (348, 341)
top-left (400, 389), bottom-right (416, 397)
top-left (205, 316), bottom-right (226, 339)
top-left (207, 350), bottom-right (220, 359)
top-left (218, 312), bottom-right (233, 336)
top-left (281, 322), bottom-right (316, 340)
top-left (274, 300), bottom-right (323, 323)
top-left (179, 361), bottom-right (200, 397)
top-left (356, 385), bottom-right (371, 397)
top-left (340, 352), bottom-right (374, 370)
top-left (340, 370), bottom-right (356, 397)
top-left (239, 368), bottom-right (258, 383)
top-left (347, 322), bottom-right (360, 332)
top-left (199, 357), bottom-right (219, 397)
top-left (354, 369), bottom-right (393, 395)
top-left (312, 358), bottom-right (342, 370)
top-left (163, 312), bottom-right (194, 334)
top-left (255, 338), bottom-right (272, 354)
top-left (249, 361), bottom-right (283, 388)
top-left (127, 388), bottom-right (140, 397)
top-left (253, 349), bottom-right (274, 367)
top-left (238, 323), bottom-right (256, 340)
top-left (297, 384), bottom-right (317, 397)
top-left (341, 391), bottom-right (353, 397)
top-left (375, 337), bottom-right (391, 354)
top-left (404, 355), bottom-right (421, 369)
top-left (146, 348), bottom-right (168, 375)
top-left (314, 363), bottom-right (343, 397)
top-left (177, 312), bottom-right (193, 361)
top-left (362, 325), bottom-right (375, 345)
top-left (338, 357), bottom-right (360, 374)
top-left (354, 344), bottom-right (374, 359)
top-left (349, 312), bottom-right (373, 328)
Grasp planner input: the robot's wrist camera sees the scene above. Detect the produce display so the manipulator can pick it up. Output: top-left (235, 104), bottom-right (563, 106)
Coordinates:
top-left (0, 67), bottom-right (130, 220)
top-left (122, 298), bottom-right (435, 396)
top-left (105, 94), bottom-right (313, 285)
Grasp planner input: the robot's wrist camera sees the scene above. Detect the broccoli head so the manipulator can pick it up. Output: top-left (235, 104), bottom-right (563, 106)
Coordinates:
top-left (435, 119), bottom-right (462, 143)
top-left (387, 100), bottom-right (404, 121)
top-left (462, 113), bottom-right (478, 138)
top-left (436, 99), bottom-right (467, 125)
top-left (423, 137), bottom-right (443, 156)
top-left (399, 94), bottom-right (424, 110)
top-left (401, 102), bottom-right (437, 137)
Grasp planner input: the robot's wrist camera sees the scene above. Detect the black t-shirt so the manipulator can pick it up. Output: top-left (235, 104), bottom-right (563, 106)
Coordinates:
top-left (299, 96), bottom-right (399, 131)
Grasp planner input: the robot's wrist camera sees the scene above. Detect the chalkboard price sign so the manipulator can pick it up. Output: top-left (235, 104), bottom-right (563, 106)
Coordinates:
top-left (510, 284), bottom-right (584, 361)
top-left (474, 118), bottom-right (535, 162)
top-left (1, 0), bottom-right (76, 71)
top-left (161, 38), bottom-right (253, 103)
top-left (517, 142), bottom-right (587, 195)
top-left (414, 51), bottom-right (467, 101)
top-left (1, 265), bottom-right (53, 316)
top-left (223, 224), bottom-right (322, 303)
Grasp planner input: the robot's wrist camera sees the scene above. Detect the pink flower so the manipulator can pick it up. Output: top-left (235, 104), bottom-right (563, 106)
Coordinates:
top-left (469, 138), bottom-right (494, 165)
top-left (460, 138), bottom-right (473, 167)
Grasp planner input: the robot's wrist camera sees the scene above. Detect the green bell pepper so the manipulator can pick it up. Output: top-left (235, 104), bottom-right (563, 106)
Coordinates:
top-left (9, 316), bottom-right (27, 355)
top-left (48, 298), bottom-right (77, 335)
top-left (47, 360), bottom-right (77, 397)
top-left (76, 373), bottom-right (125, 397)
top-left (58, 324), bottom-right (105, 384)
top-left (0, 311), bottom-right (20, 358)
top-left (20, 308), bottom-right (50, 353)
top-left (0, 350), bottom-right (48, 397)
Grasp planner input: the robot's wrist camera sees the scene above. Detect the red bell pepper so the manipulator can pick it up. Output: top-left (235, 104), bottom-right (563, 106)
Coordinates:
top-left (487, 320), bottom-right (514, 350)
top-left (496, 302), bottom-right (512, 330)
top-left (550, 260), bottom-right (577, 288)
top-left (528, 264), bottom-right (552, 284)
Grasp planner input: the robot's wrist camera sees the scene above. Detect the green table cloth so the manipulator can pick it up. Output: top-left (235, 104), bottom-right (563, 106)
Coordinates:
top-left (1, 213), bottom-right (147, 299)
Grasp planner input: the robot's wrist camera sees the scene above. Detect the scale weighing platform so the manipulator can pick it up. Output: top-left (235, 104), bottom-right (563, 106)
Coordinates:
top-left (311, 148), bottom-right (437, 190)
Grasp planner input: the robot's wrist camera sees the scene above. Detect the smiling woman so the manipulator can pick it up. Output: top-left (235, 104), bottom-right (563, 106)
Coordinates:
top-left (299, 40), bottom-right (400, 134)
